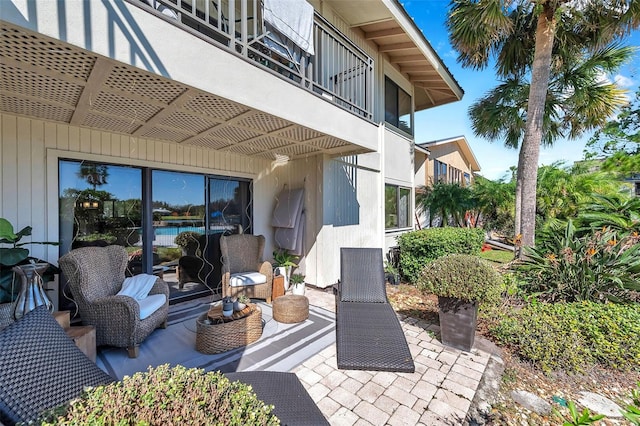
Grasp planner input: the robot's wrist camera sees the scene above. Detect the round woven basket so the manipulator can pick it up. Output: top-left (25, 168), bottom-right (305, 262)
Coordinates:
top-left (273, 295), bottom-right (309, 324)
top-left (196, 304), bottom-right (263, 354)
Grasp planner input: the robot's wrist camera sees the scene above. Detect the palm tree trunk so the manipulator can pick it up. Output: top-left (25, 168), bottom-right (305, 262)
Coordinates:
top-left (517, 3), bottom-right (557, 254)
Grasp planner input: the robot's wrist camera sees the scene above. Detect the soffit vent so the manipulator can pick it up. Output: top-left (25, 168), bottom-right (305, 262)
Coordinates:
top-left (1, 94), bottom-right (74, 122)
top-left (83, 112), bottom-right (142, 134)
top-left (0, 63), bottom-right (83, 106)
top-left (91, 91), bottom-right (162, 121)
top-left (183, 94), bottom-right (249, 120)
top-left (105, 66), bottom-right (186, 104)
top-left (0, 27), bottom-right (96, 80)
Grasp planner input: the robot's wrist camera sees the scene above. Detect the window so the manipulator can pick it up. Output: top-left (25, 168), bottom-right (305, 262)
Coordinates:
top-left (58, 159), bottom-right (251, 292)
top-left (384, 77), bottom-right (413, 135)
top-left (434, 160), bottom-right (447, 183)
top-left (385, 184), bottom-right (411, 230)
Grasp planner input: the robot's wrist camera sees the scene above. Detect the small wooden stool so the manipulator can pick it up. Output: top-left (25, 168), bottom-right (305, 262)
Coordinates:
top-left (272, 295), bottom-right (309, 323)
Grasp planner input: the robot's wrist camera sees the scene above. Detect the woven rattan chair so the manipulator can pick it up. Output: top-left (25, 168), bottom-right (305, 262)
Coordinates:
top-left (336, 247), bottom-right (415, 372)
top-left (220, 234), bottom-right (272, 303)
top-left (59, 245), bottom-right (169, 358)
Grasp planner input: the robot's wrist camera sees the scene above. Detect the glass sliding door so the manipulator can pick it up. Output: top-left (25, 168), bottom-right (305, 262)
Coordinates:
top-left (208, 177), bottom-right (252, 235)
top-left (59, 159), bottom-right (253, 305)
top-left (59, 160), bottom-right (142, 254)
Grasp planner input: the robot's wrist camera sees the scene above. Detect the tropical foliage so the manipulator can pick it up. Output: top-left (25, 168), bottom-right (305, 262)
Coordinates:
top-left (585, 87), bottom-right (640, 176)
top-left (470, 175), bottom-right (515, 235)
top-left (516, 221), bottom-right (640, 303)
top-left (415, 182), bottom-right (473, 227)
top-left (447, 0), bottom-right (640, 251)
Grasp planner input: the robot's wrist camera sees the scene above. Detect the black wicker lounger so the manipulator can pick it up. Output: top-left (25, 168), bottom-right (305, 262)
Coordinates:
top-left (226, 371), bottom-right (329, 426)
top-left (336, 247), bottom-right (415, 373)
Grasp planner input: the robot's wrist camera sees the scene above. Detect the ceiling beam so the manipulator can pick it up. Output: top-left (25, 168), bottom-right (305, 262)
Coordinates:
top-left (364, 27), bottom-right (405, 40)
top-left (379, 42), bottom-right (415, 52)
top-left (70, 58), bottom-right (113, 125)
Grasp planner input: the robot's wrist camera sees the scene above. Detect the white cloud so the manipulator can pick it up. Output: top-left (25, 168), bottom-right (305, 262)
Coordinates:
top-left (614, 74), bottom-right (635, 88)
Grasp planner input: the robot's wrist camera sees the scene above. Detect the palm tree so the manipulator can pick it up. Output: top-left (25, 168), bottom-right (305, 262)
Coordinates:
top-left (448, 0), bottom-right (640, 253)
top-left (416, 182), bottom-right (474, 227)
top-left (471, 175), bottom-right (515, 234)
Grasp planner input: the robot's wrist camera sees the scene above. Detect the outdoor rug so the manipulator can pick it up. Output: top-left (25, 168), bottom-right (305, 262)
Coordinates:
top-left (97, 298), bottom-right (336, 380)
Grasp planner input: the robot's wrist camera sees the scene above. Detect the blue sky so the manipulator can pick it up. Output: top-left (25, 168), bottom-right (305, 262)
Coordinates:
top-left (402, 0), bottom-right (640, 180)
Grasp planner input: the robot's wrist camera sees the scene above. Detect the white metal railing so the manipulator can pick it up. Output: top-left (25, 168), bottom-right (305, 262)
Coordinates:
top-left (134, 0), bottom-right (373, 120)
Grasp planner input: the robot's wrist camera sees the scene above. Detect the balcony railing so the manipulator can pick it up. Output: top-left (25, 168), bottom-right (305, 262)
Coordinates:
top-left (135, 0), bottom-right (373, 121)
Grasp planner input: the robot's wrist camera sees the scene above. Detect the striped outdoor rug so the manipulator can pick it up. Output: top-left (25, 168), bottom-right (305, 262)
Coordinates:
top-left (97, 298), bottom-right (336, 380)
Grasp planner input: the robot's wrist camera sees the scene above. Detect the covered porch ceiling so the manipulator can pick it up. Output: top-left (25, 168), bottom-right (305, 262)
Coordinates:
top-left (325, 0), bottom-right (463, 111)
top-left (0, 22), bottom-right (362, 161)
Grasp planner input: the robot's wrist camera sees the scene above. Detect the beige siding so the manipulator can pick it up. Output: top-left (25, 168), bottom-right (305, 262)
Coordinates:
top-left (0, 112), bottom-right (270, 264)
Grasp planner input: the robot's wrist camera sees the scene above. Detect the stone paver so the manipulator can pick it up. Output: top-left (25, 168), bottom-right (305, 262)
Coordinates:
top-left (297, 287), bottom-right (497, 425)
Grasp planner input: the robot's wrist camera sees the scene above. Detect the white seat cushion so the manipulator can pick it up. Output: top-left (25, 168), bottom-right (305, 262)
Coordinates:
top-left (229, 272), bottom-right (267, 287)
top-left (136, 294), bottom-right (166, 320)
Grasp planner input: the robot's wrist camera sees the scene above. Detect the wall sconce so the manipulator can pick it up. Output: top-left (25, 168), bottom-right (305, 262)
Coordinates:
top-left (81, 201), bottom-right (99, 209)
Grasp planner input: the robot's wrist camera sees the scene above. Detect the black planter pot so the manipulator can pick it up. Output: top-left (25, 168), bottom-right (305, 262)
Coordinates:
top-left (437, 296), bottom-right (478, 352)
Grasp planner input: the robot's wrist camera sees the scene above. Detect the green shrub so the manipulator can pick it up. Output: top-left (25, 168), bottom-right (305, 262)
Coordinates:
top-left (398, 227), bottom-right (485, 283)
top-left (516, 221), bottom-right (640, 303)
top-left (174, 231), bottom-right (202, 252)
top-left (417, 254), bottom-right (503, 304)
top-left (40, 364), bottom-right (279, 425)
top-left (484, 301), bottom-right (640, 373)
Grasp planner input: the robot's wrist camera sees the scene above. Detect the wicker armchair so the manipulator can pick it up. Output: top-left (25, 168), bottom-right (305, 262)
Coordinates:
top-left (220, 234), bottom-right (272, 303)
top-left (58, 245), bottom-right (169, 358)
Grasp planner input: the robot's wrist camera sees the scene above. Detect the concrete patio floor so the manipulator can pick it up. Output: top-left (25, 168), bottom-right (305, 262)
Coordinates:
top-left (296, 286), bottom-right (503, 426)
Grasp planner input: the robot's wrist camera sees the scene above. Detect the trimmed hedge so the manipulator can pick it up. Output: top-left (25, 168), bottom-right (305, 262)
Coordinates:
top-left (40, 364), bottom-right (279, 425)
top-left (397, 227), bottom-right (485, 284)
top-left (417, 254), bottom-right (503, 304)
top-left (484, 301), bottom-right (640, 374)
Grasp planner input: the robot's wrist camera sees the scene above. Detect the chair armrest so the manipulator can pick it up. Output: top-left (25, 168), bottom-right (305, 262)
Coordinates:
top-left (87, 295), bottom-right (141, 329)
top-left (258, 261), bottom-right (273, 281)
top-left (148, 277), bottom-right (170, 299)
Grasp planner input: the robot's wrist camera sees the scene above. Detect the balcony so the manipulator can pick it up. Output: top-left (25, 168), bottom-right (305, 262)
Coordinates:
top-left (136, 0), bottom-right (374, 121)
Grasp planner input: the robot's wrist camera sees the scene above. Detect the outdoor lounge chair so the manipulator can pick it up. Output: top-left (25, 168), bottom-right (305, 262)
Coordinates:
top-left (220, 234), bottom-right (273, 303)
top-left (0, 307), bottom-right (329, 425)
top-left (59, 245), bottom-right (169, 358)
top-left (336, 247), bottom-right (415, 372)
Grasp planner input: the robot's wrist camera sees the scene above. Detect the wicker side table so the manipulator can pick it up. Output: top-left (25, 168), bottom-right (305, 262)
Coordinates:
top-left (196, 304), bottom-right (263, 354)
top-left (273, 295), bottom-right (309, 324)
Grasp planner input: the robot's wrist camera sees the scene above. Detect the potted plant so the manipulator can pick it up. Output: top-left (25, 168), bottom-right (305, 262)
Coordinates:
top-left (417, 254), bottom-right (503, 351)
top-left (174, 231), bottom-right (202, 256)
top-left (289, 273), bottom-right (306, 296)
top-left (272, 249), bottom-right (298, 291)
top-left (384, 260), bottom-right (400, 285)
top-left (234, 294), bottom-right (250, 311)
top-left (0, 218), bottom-right (59, 318)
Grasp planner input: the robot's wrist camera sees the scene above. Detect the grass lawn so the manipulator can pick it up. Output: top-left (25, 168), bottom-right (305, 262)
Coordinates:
top-left (478, 248), bottom-right (514, 264)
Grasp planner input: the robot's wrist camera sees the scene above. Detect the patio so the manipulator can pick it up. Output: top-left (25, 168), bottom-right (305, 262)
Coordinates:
top-left (103, 270), bottom-right (501, 425)
top-left (293, 287), bottom-right (500, 425)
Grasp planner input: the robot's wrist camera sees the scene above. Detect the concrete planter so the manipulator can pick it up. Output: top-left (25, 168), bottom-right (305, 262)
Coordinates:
top-left (437, 296), bottom-right (478, 352)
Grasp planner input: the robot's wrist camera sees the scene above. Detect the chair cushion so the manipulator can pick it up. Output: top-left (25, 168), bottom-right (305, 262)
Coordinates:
top-left (136, 294), bottom-right (167, 320)
top-left (117, 274), bottom-right (157, 300)
top-left (0, 306), bottom-right (114, 425)
top-left (229, 272), bottom-right (267, 287)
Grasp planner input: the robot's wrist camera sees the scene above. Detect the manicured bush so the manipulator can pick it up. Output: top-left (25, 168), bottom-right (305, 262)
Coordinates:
top-left (40, 364), bottom-right (279, 425)
top-left (417, 254), bottom-right (503, 304)
top-left (397, 227), bottom-right (485, 284)
top-left (483, 301), bottom-right (640, 373)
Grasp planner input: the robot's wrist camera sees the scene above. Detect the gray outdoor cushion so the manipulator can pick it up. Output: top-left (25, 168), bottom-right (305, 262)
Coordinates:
top-left (0, 306), bottom-right (114, 425)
